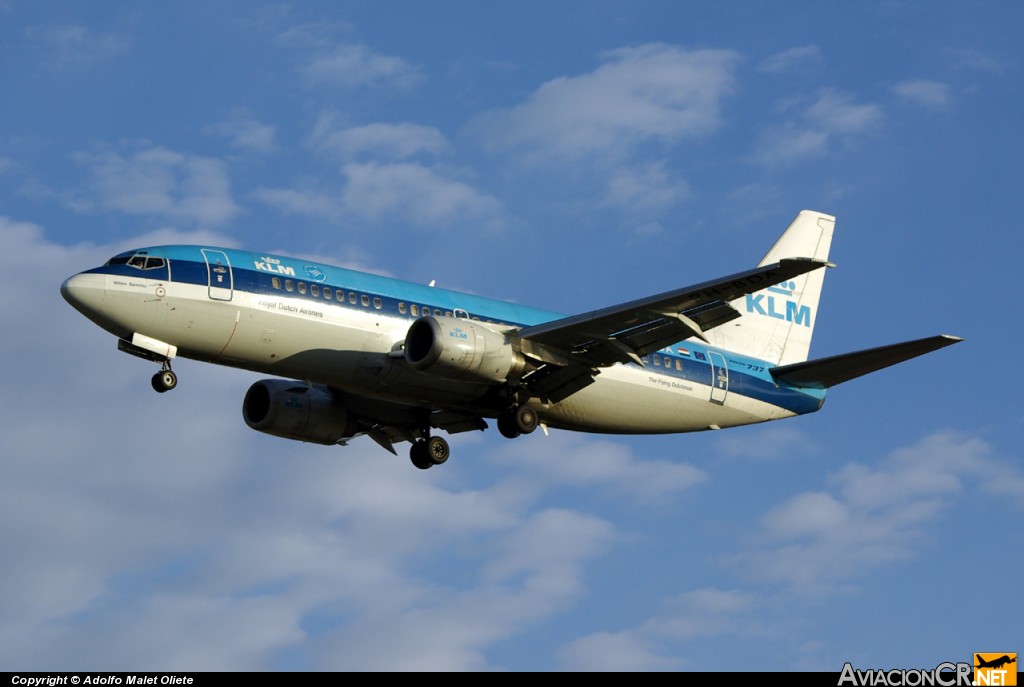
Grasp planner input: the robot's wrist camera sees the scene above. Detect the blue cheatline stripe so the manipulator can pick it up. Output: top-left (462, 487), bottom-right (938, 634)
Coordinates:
top-left (88, 245), bottom-right (825, 415)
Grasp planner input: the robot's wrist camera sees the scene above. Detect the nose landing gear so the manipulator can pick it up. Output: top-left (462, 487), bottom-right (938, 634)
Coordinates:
top-left (117, 336), bottom-right (179, 394)
top-left (151, 362), bottom-right (177, 393)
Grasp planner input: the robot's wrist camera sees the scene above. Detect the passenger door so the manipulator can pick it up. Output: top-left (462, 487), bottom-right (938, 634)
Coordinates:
top-left (201, 249), bottom-right (234, 301)
top-left (708, 351), bottom-right (729, 405)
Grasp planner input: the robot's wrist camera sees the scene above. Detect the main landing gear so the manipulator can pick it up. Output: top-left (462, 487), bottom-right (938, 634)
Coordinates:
top-left (150, 361), bottom-right (177, 393)
top-left (409, 435), bottom-right (450, 470)
top-left (497, 404), bottom-right (539, 439)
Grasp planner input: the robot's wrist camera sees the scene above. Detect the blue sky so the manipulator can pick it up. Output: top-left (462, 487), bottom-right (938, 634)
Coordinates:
top-left (1, 0), bottom-right (1021, 672)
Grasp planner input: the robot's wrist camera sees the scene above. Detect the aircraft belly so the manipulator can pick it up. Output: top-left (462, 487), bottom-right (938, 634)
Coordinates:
top-left (542, 365), bottom-right (791, 434)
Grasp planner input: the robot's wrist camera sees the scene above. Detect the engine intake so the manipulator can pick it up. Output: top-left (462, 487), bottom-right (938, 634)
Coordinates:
top-left (242, 379), bottom-right (359, 445)
top-left (405, 316), bottom-right (523, 383)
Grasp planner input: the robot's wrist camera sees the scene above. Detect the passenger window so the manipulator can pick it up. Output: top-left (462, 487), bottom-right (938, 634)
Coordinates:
top-left (323, 287), bottom-right (332, 300)
top-left (399, 302), bottom-right (407, 314)
top-left (445, 311), bottom-right (453, 317)
top-left (298, 282), bottom-right (307, 295)
top-left (272, 277), bottom-right (281, 290)
top-left (361, 294), bottom-right (369, 307)
top-left (433, 308), bottom-right (442, 316)
top-left (654, 356), bottom-right (661, 366)
top-left (348, 292), bottom-right (357, 304)
top-left (676, 360), bottom-right (683, 371)
top-left (373, 297), bottom-right (382, 309)
top-left (285, 280), bottom-right (294, 292)
top-left (311, 284), bottom-right (319, 297)
top-left (410, 304), bottom-right (418, 316)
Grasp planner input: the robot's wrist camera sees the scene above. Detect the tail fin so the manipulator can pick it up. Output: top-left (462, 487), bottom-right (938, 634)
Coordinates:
top-left (708, 210), bottom-right (835, 365)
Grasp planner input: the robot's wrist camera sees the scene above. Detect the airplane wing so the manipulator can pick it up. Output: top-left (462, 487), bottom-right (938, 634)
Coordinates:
top-left (510, 258), bottom-right (831, 403)
top-left (514, 258), bottom-right (831, 368)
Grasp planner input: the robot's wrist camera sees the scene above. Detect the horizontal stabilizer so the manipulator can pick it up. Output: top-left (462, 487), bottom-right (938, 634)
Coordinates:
top-left (770, 334), bottom-right (964, 389)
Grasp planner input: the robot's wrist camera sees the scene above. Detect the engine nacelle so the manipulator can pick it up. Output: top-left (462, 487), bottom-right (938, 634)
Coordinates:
top-left (242, 379), bottom-right (359, 445)
top-left (404, 316), bottom-right (523, 383)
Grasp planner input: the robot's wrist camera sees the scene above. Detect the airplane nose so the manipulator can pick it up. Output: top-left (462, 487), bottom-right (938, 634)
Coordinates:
top-left (60, 272), bottom-right (107, 317)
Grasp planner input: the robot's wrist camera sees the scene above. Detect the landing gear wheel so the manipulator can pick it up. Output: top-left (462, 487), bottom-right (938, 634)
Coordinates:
top-left (426, 436), bottom-right (449, 465)
top-left (410, 440), bottom-right (433, 470)
top-left (515, 405), bottom-right (539, 434)
top-left (151, 369), bottom-right (177, 393)
top-left (497, 410), bottom-right (521, 439)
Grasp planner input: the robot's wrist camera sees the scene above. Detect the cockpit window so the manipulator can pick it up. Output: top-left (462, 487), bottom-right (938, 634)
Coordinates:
top-left (105, 253), bottom-right (133, 266)
top-left (107, 252), bottom-right (166, 270)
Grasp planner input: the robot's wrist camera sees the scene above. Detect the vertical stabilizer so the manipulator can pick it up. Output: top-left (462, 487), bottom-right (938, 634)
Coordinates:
top-left (707, 210), bottom-right (835, 365)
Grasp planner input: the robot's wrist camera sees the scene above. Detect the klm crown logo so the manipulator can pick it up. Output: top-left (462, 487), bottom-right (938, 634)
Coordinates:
top-left (745, 280), bottom-right (812, 327)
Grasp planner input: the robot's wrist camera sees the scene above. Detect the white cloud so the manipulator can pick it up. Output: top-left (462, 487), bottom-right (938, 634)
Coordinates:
top-left (559, 587), bottom-right (757, 671)
top-left (339, 161), bottom-right (504, 228)
top-left (739, 431), bottom-right (1001, 594)
top-left (251, 185), bottom-right (342, 219)
top-left (892, 80), bottom-right (951, 107)
top-left (273, 16), bottom-right (355, 50)
top-left (253, 160), bottom-right (503, 230)
top-left (758, 45), bottom-right (822, 74)
top-left (604, 162), bottom-right (690, 216)
top-left (489, 431), bottom-right (708, 505)
top-left (300, 43), bottom-right (423, 90)
top-left (207, 112), bottom-right (279, 153)
top-left (75, 145), bottom-right (240, 227)
top-left (309, 115), bottom-right (450, 160)
top-left (559, 631), bottom-right (680, 672)
top-left (473, 43), bottom-right (740, 161)
top-left (951, 48), bottom-right (1002, 73)
top-left (753, 89), bottom-right (882, 164)
top-left (805, 90), bottom-right (883, 134)
top-left (26, 23), bottom-right (128, 67)
top-left (714, 425), bottom-right (817, 460)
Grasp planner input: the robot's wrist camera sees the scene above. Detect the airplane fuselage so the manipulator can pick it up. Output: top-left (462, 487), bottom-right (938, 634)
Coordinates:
top-left (62, 245), bottom-right (824, 437)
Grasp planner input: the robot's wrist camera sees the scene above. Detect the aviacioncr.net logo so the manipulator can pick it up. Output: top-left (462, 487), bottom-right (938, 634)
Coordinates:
top-left (838, 662), bottom-right (973, 686)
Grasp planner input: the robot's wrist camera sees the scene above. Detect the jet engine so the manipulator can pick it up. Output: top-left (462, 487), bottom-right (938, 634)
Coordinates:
top-left (242, 379), bottom-right (359, 445)
top-left (404, 316), bottom-right (524, 383)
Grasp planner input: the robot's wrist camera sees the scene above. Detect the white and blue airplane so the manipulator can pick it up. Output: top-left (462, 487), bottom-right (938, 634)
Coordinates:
top-left (61, 210), bottom-right (962, 469)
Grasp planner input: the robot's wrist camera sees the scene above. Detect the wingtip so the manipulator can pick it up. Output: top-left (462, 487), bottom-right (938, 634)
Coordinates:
top-left (779, 257), bottom-right (835, 269)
